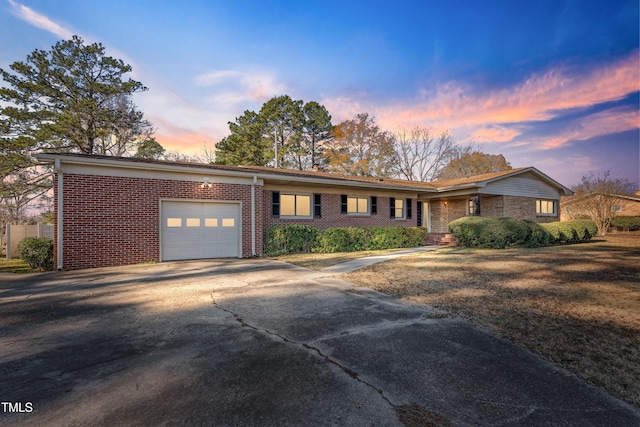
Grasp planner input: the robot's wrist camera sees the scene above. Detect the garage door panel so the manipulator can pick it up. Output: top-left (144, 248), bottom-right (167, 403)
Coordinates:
top-left (161, 201), bottom-right (240, 261)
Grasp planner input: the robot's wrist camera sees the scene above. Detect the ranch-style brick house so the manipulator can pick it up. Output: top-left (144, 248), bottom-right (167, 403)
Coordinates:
top-left (36, 153), bottom-right (573, 270)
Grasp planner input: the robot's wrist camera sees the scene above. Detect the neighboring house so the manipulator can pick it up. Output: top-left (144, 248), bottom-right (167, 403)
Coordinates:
top-left (35, 153), bottom-right (573, 270)
top-left (560, 191), bottom-right (640, 221)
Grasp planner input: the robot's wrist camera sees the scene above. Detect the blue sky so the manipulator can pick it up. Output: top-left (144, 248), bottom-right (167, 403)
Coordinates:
top-left (1, 0), bottom-right (638, 188)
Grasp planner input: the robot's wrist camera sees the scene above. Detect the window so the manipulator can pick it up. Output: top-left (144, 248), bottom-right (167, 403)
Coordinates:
top-left (186, 218), bottom-right (201, 227)
top-left (468, 195), bottom-right (480, 216)
top-left (611, 205), bottom-right (622, 213)
top-left (280, 194), bottom-right (312, 217)
top-left (390, 198), bottom-right (405, 219)
top-left (167, 218), bottom-right (182, 227)
top-left (205, 218), bottom-right (218, 227)
top-left (395, 199), bottom-right (404, 219)
top-left (343, 196), bottom-right (369, 214)
top-left (536, 199), bottom-right (556, 215)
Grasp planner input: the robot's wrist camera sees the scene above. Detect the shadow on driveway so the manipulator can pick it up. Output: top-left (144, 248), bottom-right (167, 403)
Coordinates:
top-left (0, 259), bottom-right (638, 426)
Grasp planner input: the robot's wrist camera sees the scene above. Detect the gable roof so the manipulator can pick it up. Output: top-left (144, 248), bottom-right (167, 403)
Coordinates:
top-left (428, 167), bottom-right (574, 195)
top-left (34, 153), bottom-right (573, 196)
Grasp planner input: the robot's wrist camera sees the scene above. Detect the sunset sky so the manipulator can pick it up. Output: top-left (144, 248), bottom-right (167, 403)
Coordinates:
top-left (1, 0), bottom-right (638, 188)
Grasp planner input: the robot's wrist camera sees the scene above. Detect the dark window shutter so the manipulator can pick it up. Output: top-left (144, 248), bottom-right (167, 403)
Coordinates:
top-left (314, 194), bottom-right (322, 218)
top-left (407, 199), bottom-right (412, 219)
top-left (371, 196), bottom-right (377, 215)
top-left (341, 195), bottom-right (347, 214)
top-left (390, 197), bottom-right (396, 219)
top-left (417, 201), bottom-right (423, 227)
top-left (272, 191), bottom-right (280, 217)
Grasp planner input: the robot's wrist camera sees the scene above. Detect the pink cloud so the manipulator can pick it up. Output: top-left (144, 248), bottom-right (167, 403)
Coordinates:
top-left (323, 50), bottom-right (640, 147)
top-left (155, 131), bottom-right (216, 154)
top-left (471, 125), bottom-right (522, 143)
top-left (541, 107), bottom-right (639, 149)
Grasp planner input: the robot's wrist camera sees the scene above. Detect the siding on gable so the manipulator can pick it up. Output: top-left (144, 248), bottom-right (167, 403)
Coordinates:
top-left (482, 172), bottom-right (561, 199)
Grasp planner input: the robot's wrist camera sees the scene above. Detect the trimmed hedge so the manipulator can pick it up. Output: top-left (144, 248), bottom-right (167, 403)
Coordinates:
top-left (314, 226), bottom-right (428, 253)
top-left (525, 220), bottom-right (551, 247)
top-left (263, 225), bottom-right (428, 255)
top-left (264, 225), bottom-right (319, 256)
top-left (611, 216), bottom-right (640, 232)
top-left (449, 217), bottom-right (595, 248)
top-left (17, 237), bottom-right (54, 270)
top-left (540, 220), bottom-right (597, 243)
top-left (448, 217), bottom-right (548, 249)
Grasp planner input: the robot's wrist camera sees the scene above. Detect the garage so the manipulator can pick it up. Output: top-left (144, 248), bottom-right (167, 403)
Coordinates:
top-left (161, 200), bottom-right (241, 261)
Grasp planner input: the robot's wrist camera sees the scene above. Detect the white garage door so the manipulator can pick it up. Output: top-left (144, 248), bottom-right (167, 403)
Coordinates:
top-left (161, 201), bottom-right (241, 261)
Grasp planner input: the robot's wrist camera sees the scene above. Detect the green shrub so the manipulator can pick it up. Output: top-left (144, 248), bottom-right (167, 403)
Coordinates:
top-left (313, 226), bottom-right (427, 253)
top-left (448, 217), bottom-right (485, 247)
top-left (611, 216), bottom-right (640, 231)
top-left (264, 225), bottom-right (318, 255)
top-left (540, 223), bottom-right (562, 243)
top-left (314, 227), bottom-right (353, 253)
top-left (265, 225), bottom-right (427, 255)
top-left (540, 220), bottom-right (596, 244)
top-left (556, 222), bottom-right (579, 242)
top-left (569, 220), bottom-right (597, 240)
top-left (17, 237), bottom-right (54, 270)
top-left (402, 227), bottom-right (429, 247)
top-left (367, 226), bottom-right (404, 249)
top-left (448, 217), bottom-right (539, 249)
top-left (524, 220), bottom-right (550, 247)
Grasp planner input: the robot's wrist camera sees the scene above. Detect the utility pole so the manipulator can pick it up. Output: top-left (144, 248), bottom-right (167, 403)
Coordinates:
top-left (274, 127), bottom-right (278, 168)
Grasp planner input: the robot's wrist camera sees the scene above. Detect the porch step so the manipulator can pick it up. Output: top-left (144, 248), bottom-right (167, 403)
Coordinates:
top-left (426, 233), bottom-right (458, 247)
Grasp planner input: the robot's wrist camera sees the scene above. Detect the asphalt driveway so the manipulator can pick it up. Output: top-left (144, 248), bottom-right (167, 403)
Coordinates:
top-left (0, 259), bottom-right (638, 426)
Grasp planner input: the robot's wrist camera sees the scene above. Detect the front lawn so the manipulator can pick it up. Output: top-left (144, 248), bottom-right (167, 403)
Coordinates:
top-left (340, 232), bottom-right (640, 408)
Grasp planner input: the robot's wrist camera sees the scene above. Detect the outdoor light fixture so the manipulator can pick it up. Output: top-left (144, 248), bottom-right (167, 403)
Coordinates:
top-left (200, 177), bottom-right (212, 188)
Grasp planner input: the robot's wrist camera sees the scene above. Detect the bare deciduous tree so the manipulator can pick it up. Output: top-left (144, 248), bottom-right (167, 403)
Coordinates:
top-left (568, 171), bottom-right (634, 236)
top-left (393, 126), bottom-right (455, 181)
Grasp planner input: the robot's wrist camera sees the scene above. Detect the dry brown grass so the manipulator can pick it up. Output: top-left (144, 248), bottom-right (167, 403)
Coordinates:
top-left (340, 232), bottom-right (640, 407)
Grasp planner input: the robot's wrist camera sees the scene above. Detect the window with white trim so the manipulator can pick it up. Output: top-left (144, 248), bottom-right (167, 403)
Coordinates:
top-left (536, 199), bottom-right (556, 215)
top-left (394, 198), bottom-right (405, 219)
top-left (280, 194), bottom-right (312, 217)
top-left (347, 196), bottom-right (369, 214)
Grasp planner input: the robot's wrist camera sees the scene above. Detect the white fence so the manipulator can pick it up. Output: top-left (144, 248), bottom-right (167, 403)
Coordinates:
top-left (5, 223), bottom-right (54, 259)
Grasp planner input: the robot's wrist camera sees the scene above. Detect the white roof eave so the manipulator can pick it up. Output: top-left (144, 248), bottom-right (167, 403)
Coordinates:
top-left (34, 153), bottom-right (438, 194)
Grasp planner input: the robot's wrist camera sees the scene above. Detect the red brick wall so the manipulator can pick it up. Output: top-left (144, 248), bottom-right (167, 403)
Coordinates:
top-left (55, 173), bottom-right (262, 270)
top-left (429, 199), bottom-right (467, 233)
top-left (262, 191), bottom-right (418, 241)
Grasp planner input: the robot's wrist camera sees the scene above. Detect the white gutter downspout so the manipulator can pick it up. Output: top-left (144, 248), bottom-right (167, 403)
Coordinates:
top-left (251, 175), bottom-right (257, 256)
top-left (55, 159), bottom-right (64, 270)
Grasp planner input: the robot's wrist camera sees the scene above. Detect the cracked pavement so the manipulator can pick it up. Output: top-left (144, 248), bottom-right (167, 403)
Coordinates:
top-left (1, 258), bottom-right (638, 426)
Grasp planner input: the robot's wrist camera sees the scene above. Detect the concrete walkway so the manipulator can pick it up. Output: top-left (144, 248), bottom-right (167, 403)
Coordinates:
top-left (319, 245), bottom-right (441, 275)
